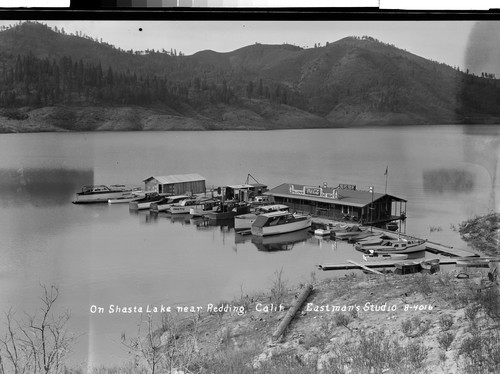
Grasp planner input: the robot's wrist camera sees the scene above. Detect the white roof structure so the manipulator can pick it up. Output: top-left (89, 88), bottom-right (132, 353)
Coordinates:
top-left (143, 174), bottom-right (206, 184)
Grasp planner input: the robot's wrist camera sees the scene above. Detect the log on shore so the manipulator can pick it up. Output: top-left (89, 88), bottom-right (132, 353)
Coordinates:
top-left (271, 284), bottom-right (313, 341)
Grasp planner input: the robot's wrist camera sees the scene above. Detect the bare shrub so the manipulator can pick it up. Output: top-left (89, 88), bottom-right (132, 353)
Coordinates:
top-left (269, 268), bottom-right (288, 305)
top-left (122, 312), bottom-right (200, 374)
top-left (458, 330), bottom-right (500, 373)
top-left (439, 314), bottom-right (454, 331)
top-left (333, 312), bottom-right (352, 331)
top-left (437, 332), bottom-right (455, 351)
top-left (0, 284), bottom-right (75, 374)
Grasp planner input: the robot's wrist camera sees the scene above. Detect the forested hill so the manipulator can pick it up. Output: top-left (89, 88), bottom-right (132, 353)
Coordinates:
top-left (1, 21), bottom-right (499, 133)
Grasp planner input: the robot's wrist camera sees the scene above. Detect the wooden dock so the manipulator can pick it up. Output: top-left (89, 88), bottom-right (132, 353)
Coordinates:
top-left (424, 241), bottom-right (478, 258)
top-left (347, 260), bottom-right (384, 275)
top-left (318, 258), bottom-right (461, 271)
top-left (311, 218), bottom-right (479, 258)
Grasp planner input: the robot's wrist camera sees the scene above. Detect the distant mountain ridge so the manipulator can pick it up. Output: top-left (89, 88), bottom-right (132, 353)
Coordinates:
top-left (0, 21), bottom-right (499, 133)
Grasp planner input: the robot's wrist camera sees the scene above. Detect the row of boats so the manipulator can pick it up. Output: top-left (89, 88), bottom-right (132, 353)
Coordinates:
top-left (311, 222), bottom-right (428, 261)
top-left (72, 184), bottom-right (313, 238)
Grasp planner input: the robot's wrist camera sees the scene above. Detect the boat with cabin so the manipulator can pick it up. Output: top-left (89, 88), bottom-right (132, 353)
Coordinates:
top-left (129, 192), bottom-right (164, 211)
top-left (189, 199), bottom-right (219, 216)
top-left (250, 228), bottom-right (310, 251)
top-left (251, 211), bottom-right (311, 237)
top-left (73, 184), bottom-right (135, 204)
top-left (204, 201), bottom-right (251, 221)
top-left (150, 195), bottom-right (190, 213)
top-left (170, 199), bottom-right (203, 214)
top-left (108, 189), bottom-right (143, 204)
top-left (234, 204), bottom-right (289, 231)
top-left (354, 234), bottom-right (397, 249)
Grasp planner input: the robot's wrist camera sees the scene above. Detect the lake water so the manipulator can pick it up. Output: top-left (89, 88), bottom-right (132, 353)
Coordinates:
top-left (0, 126), bottom-right (498, 367)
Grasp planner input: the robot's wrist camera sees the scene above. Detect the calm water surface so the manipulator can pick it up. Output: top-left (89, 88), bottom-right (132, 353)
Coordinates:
top-left (0, 126), bottom-right (498, 366)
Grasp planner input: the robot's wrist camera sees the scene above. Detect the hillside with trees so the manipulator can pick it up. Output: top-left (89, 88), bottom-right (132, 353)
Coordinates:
top-left (1, 21), bottom-right (500, 132)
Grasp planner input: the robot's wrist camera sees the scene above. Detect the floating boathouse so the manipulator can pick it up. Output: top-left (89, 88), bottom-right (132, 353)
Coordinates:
top-left (264, 183), bottom-right (406, 225)
top-left (143, 174), bottom-right (206, 195)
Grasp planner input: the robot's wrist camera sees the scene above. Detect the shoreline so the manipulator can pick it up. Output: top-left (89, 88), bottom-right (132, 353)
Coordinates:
top-left (93, 213), bottom-right (498, 373)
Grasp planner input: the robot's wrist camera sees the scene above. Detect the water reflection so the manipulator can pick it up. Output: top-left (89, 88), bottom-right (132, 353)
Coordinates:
top-left (0, 167), bottom-right (93, 207)
top-left (250, 229), bottom-right (311, 252)
top-left (422, 168), bottom-right (475, 194)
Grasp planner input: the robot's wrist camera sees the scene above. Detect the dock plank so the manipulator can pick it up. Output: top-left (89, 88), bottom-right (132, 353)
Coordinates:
top-left (318, 259), bottom-right (462, 271)
top-left (347, 260), bottom-right (385, 275)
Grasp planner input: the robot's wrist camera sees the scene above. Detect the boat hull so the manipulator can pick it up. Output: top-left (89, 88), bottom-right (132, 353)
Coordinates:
top-left (251, 216), bottom-right (311, 237)
top-left (129, 196), bottom-right (164, 210)
top-left (234, 213), bottom-right (258, 231)
top-left (108, 195), bottom-right (143, 204)
top-left (314, 228), bottom-right (332, 236)
top-left (73, 191), bottom-right (133, 204)
top-left (362, 253), bottom-right (408, 261)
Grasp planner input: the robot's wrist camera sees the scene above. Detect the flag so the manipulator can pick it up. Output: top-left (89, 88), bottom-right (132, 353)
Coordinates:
top-left (384, 166), bottom-right (388, 176)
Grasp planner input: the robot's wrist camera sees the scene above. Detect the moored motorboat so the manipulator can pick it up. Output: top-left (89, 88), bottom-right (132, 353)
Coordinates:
top-left (364, 238), bottom-right (426, 255)
top-left (108, 189), bottom-right (143, 204)
top-left (129, 192), bottom-right (164, 211)
top-left (204, 201), bottom-right (251, 221)
top-left (335, 225), bottom-right (366, 240)
top-left (73, 184), bottom-right (135, 204)
top-left (251, 211), bottom-right (311, 237)
top-left (328, 223), bottom-right (350, 232)
top-left (250, 228), bottom-right (310, 251)
top-left (189, 199), bottom-right (219, 216)
top-left (170, 199), bottom-right (204, 214)
top-left (314, 227), bottom-right (333, 237)
top-left (234, 204), bottom-right (289, 231)
top-left (150, 195), bottom-right (190, 213)
top-left (354, 234), bottom-right (397, 248)
top-left (347, 231), bottom-right (378, 243)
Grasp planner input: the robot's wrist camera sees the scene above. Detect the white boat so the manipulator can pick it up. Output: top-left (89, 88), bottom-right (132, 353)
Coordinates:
top-left (251, 228), bottom-right (310, 251)
top-left (189, 200), bottom-right (219, 216)
top-left (234, 204), bottom-right (289, 231)
top-left (108, 189), bottom-right (143, 204)
top-left (335, 225), bottom-right (366, 240)
top-left (366, 238), bottom-right (426, 255)
top-left (314, 227), bottom-right (333, 236)
top-left (362, 251), bottom-right (408, 261)
top-left (354, 237), bottom-right (398, 251)
top-left (129, 192), bottom-right (164, 211)
top-left (73, 184), bottom-right (134, 204)
top-left (251, 211), bottom-right (311, 237)
top-left (150, 195), bottom-right (190, 213)
top-left (170, 199), bottom-right (203, 214)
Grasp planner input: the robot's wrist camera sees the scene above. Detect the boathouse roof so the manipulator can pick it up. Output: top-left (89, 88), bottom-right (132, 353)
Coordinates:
top-left (265, 183), bottom-right (406, 208)
top-left (143, 174), bottom-right (206, 184)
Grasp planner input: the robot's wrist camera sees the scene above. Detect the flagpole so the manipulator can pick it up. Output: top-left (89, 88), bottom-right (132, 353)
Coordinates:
top-left (384, 165), bottom-right (388, 194)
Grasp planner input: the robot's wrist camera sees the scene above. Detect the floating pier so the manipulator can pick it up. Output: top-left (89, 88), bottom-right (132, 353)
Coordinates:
top-left (347, 260), bottom-right (384, 275)
top-left (311, 218), bottom-right (479, 258)
top-left (423, 240), bottom-right (478, 258)
top-left (318, 257), bottom-right (499, 271)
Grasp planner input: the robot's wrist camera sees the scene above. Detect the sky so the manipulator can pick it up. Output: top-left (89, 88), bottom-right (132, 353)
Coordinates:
top-left (0, 20), bottom-right (478, 70)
